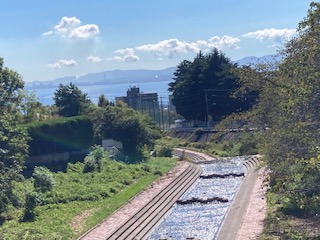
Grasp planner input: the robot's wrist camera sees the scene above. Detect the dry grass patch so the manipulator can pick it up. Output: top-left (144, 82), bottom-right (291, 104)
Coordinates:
top-left (72, 208), bottom-right (98, 234)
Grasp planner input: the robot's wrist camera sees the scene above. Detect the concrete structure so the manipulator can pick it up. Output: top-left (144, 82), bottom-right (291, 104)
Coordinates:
top-left (115, 86), bottom-right (159, 111)
top-left (102, 139), bottom-right (123, 150)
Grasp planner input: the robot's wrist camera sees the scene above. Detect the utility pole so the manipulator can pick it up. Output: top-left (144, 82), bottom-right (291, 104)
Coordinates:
top-left (160, 97), bottom-right (164, 130)
top-left (205, 89), bottom-right (210, 129)
top-left (168, 100), bottom-right (171, 129)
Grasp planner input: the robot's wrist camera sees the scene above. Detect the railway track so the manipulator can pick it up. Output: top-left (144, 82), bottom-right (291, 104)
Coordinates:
top-left (80, 149), bottom-right (261, 240)
top-left (81, 164), bottom-right (202, 240)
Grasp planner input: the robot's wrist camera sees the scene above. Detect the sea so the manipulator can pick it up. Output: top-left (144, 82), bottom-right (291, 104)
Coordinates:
top-left (26, 80), bottom-right (172, 106)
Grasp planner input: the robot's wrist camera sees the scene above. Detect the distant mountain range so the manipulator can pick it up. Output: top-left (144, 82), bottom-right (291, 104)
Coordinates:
top-left (26, 67), bottom-right (176, 88)
top-left (26, 54), bottom-right (283, 89)
top-left (234, 54), bottom-right (284, 66)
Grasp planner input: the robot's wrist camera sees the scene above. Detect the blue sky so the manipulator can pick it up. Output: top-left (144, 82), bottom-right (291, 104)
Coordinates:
top-left (0, 1), bottom-right (312, 82)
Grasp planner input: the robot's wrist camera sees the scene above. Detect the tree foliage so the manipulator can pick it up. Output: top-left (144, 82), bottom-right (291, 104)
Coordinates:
top-left (234, 2), bottom-right (320, 216)
top-left (22, 192), bottom-right (39, 221)
top-left (83, 145), bottom-right (107, 173)
top-left (19, 90), bottom-right (53, 123)
top-left (90, 102), bottom-right (161, 160)
top-left (53, 82), bottom-right (91, 117)
top-left (0, 58), bottom-right (29, 214)
top-left (33, 167), bottom-right (55, 193)
top-left (97, 94), bottom-right (112, 108)
top-left (169, 49), bottom-right (255, 121)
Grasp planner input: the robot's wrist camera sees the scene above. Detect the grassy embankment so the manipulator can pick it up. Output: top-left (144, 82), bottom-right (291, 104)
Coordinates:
top-left (0, 157), bottom-right (177, 240)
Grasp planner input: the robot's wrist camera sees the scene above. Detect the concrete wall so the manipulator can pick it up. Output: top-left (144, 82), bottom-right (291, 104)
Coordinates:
top-left (25, 150), bottom-right (88, 166)
top-left (102, 139), bottom-right (123, 150)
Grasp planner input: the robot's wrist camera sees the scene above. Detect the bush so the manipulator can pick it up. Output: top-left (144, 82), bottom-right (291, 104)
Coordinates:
top-left (277, 156), bottom-right (320, 217)
top-left (22, 192), bottom-right (39, 221)
top-left (89, 145), bottom-right (106, 171)
top-left (238, 132), bottom-right (259, 156)
top-left (33, 167), bottom-right (55, 193)
top-left (156, 145), bottom-right (173, 157)
top-left (83, 146), bottom-right (108, 173)
top-left (66, 162), bottom-right (84, 173)
top-left (83, 156), bottom-right (96, 173)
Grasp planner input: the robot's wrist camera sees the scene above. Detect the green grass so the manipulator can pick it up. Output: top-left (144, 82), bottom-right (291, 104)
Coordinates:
top-left (0, 157), bottom-right (177, 240)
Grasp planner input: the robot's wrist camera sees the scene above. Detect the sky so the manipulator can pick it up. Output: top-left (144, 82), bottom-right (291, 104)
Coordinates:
top-left (0, 0), bottom-right (313, 82)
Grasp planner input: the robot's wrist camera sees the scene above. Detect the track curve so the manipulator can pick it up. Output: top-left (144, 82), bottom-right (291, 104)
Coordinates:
top-left (105, 164), bottom-right (202, 240)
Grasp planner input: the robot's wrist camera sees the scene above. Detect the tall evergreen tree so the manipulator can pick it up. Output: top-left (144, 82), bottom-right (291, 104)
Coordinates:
top-left (97, 94), bottom-right (110, 108)
top-left (53, 82), bottom-right (91, 117)
top-left (169, 49), bottom-right (255, 121)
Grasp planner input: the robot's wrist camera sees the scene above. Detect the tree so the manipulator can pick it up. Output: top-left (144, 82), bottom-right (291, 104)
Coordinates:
top-left (33, 167), bottom-right (55, 193)
top-left (169, 49), bottom-right (255, 121)
top-left (0, 58), bottom-right (29, 215)
top-left (97, 94), bottom-right (110, 108)
top-left (90, 102), bottom-right (161, 161)
top-left (20, 90), bottom-right (50, 123)
top-left (53, 82), bottom-right (91, 117)
top-left (22, 192), bottom-right (39, 221)
top-left (233, 2), bottom-right (320, 216)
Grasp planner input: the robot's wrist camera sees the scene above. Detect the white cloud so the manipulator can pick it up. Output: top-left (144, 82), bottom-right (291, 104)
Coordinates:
top-left (122, 55), bottom-right (139, 62)
top-left (43, 16), bottom-right (100, 39)
top-left (208, 35), bottom-right (241, 49)
top-left (136, 39), bottom-right (200, 58)
top-left (69, 24), bottom-right (100, 39)
top-left (47, 62), bottom-right (61, 69)
top-left (48, 59), bottom-right (78, 69)
top-left (243, 28), bottom-right (296, 42)
top-left (54, 16), bottom-right (81, 35)
top-left (135, 36), bottom-right (240, 58)
top-left (113, 48), bottom-right (139, 62)
top-left (87, 56), bottom-right (102, 63)
top-left (42, 30), bottom-right (53, 36)
top-left (113, 55), bottom-right (140, 62)
top-left (115, 48), bottom-right (135, 55)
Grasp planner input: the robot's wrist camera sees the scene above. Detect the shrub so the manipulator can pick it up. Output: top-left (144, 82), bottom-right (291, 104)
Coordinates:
top-left (278, 156), bottom-right (320, 217)
top-left (238, 132), bottom-right (259, 156)
top-left (153, 168), bottom-right (163, 176)
top-left (33, 167), bottom-right (55, 193)
top-left (83, 156), bottom-right (96, 173)
top-left (141, 163), bottom-right (151, 172)
top-left (156, 145), bottom-right (173, 157)
top-left (66, 162), bottom-right (84, 173)
top-left (83, 146), bottom-right (108, 173)
top-left (89, 145), bottom-right (107, 171)
top-left (22, 192), bottom-right (39, 221)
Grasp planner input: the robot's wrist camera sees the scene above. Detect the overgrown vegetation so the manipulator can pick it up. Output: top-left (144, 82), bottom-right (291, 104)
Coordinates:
top-left (221, 2), bottom-right (320, 238)
top-left (0, 146), bottom-right (176, 239)
top-left (89, 101), bottom-right (162, 161)
top-left (23, 115), bottom-right (94, 156)
top-left (2, 3), bottom-right (320, 239)
top-left (163, 130), bottom-right (260, 158)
